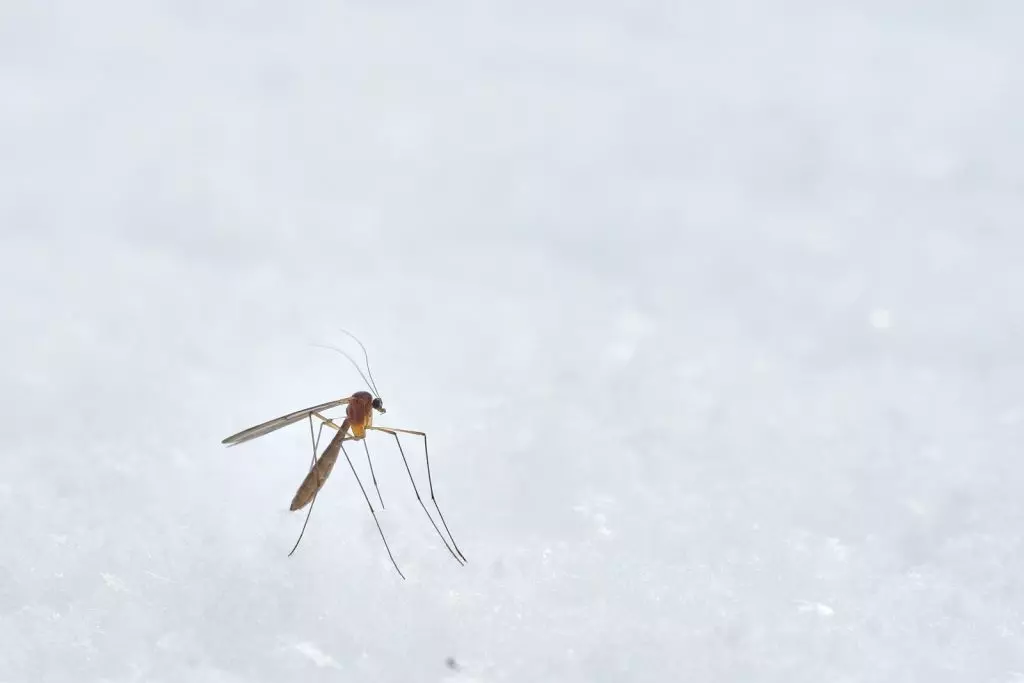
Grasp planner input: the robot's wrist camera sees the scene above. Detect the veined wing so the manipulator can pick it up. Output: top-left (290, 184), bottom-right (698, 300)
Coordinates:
top-left (222, 398), bottom-right (351, 446)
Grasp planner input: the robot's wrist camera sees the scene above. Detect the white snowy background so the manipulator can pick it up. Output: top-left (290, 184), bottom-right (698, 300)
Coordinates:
top-left (2, 1), bottom-right (1022, 681)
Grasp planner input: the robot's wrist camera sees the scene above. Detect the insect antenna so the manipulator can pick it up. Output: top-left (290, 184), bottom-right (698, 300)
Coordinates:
top-left (310, 343), bottom-right (375, 395)
top-left (338, 328), bottom-right (381, 397)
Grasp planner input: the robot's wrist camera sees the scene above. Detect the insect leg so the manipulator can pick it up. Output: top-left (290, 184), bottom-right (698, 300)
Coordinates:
top-left (288, 415), bottom-right (331, 557)
top-left (363, 439), bottom-right (386, 510)
top-left (338, 441), bottom-right (405, 579)
top-left (370, 426), bottom-right (466, 563)
top-left (368, 427), bottom-right (464, 565)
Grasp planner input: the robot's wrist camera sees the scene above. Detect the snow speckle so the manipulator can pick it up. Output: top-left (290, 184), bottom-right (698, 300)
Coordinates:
top-left (292, 642), bottom-right (342, 669)
top-left (869, 308), bottom-right (892, 330)
top-left (796, 601), bottom-right (835, 617)
top-left (100, 573), bottom-right (128, 593)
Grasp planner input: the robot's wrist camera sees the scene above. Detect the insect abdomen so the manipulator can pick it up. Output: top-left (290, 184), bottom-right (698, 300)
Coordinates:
top-left (289, 419), bottom-right (349, 511)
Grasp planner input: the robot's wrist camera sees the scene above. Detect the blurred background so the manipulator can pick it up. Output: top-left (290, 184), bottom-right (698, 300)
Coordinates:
top-left (1, 1), bottom-right (1022, 681)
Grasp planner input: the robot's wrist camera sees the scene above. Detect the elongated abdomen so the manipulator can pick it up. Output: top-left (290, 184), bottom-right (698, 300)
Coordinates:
top-left (289, 420), bottom-right (348, 511)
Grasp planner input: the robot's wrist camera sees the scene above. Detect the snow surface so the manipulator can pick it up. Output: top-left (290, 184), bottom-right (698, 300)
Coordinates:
top-left (2, 1), bottom-right (1023, 681)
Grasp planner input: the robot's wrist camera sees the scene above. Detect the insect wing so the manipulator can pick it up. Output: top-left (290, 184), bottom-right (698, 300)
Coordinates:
top-left (222, 398), bottom-right (351, 446)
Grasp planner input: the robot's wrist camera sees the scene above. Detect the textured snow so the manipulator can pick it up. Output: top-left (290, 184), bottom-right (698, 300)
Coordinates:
top-left (2, 1), bottom-right (1023, 681)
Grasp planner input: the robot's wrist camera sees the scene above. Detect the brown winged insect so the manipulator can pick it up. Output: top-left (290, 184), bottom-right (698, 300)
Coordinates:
top-left (220, 331), bottom-right (465, 579)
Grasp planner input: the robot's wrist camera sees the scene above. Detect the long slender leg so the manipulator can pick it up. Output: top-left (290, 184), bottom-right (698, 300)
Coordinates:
top-left (288, 421), bottom-right (405, 578)
top-left (288, 416), bottom-right (330, 557)
top-left (309, 419), bottom-right (329, 467)
top-left (369, 426), bottom-right (466, 562)
top-left (312, 415), bottom-right (380, 509)
top-left (312, 413), bottom-right (353, 435)
top-left (368, 427), bottom-right (464, 565)
top-left (338, 441), bottom-right (405, 579)
top-left (363, 439), bottom-right (385, 510)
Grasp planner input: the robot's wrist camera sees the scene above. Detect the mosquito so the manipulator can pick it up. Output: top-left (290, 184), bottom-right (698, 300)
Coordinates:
top-left (220, 331), bottom-right (466, 579)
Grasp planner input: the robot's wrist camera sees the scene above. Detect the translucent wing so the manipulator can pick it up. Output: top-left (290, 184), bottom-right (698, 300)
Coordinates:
top-left (221, 398), bottom-right (351, 446)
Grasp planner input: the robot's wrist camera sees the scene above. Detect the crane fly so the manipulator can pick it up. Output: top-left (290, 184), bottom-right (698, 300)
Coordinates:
top-left (220, 332), bottom-right (466, 579)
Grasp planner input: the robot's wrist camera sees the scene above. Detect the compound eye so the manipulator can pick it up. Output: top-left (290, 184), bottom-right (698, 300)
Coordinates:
top-left (372, 397), bottom-right (383, 410)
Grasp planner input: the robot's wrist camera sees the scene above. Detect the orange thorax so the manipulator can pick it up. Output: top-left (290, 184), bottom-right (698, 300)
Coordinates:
top-left (346, 391), bottom-right (375, 438)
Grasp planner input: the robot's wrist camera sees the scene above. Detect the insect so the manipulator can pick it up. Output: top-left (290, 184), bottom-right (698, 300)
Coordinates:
top-left (220, 331), bottom-right (465, 579)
